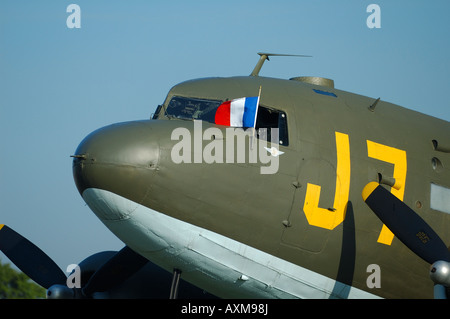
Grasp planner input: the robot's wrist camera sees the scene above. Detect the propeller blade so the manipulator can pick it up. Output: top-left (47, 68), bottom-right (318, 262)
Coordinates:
top-left (0, 224), bottom-right (67, 289)
top-left (362, 182), bottom-right (450, 265)
top-left (82, 246), bottom-right (148, 296)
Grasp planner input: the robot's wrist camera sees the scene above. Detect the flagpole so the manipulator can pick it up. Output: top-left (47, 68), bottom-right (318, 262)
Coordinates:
top-left (251, 85), bottom-right (262, 149)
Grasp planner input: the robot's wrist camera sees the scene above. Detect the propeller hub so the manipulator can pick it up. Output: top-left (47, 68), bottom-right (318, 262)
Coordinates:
top-left (430, 260), bottom-right (450, 287)
top-left (47, 284), bottom-right (75, 299)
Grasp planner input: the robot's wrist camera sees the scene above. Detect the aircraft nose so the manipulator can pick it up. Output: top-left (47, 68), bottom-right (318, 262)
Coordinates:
top-left (72, 121), bottom-right (160, 220)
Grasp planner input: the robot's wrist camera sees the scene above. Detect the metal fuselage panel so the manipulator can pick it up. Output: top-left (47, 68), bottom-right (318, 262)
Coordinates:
top-left (73, 76), bottom-right (450, 298)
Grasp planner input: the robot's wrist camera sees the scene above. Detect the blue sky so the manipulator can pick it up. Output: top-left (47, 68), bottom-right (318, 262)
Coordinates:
top-left (1, 1), bottom-right (449, 274)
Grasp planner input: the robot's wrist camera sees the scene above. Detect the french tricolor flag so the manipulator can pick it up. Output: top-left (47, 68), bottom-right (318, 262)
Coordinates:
top-left (214, 96), bottom-right (259, 127)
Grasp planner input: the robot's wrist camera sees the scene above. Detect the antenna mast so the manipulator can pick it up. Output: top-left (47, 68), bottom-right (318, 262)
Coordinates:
top-left (250, 52), bottom-right (312, 76)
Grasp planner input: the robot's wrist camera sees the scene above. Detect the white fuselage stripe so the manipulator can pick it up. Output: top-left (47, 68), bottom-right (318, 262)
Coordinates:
top-left (82, 188), bottom-right (381, 299)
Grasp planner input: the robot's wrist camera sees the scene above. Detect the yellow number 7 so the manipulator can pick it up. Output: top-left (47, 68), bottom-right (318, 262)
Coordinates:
top-left (367, 140), bottom-right (407, 245)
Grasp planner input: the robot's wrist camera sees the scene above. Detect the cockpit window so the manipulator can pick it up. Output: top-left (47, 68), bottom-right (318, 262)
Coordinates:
top-left (165, 96), bottom-right (222, 122)
top-left (163, 96), bottom-right (289, 146)
top-left (256, 107), bottom-right (289, 146)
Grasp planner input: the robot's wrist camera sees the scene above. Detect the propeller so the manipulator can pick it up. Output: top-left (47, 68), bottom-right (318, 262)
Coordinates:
top-left (0, 224), bottom-right (67, 289)
top-left (0, 224), bottom-right (148, 298)
top-left (82, 246), bottom-right (149, 296)
top-left (362, 182), bottom-right (450, 298)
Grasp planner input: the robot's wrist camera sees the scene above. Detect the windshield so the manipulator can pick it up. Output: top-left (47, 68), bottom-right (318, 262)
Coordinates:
top-left (165, 96), bottom-right (222, 122)
top-left (163, 95), bottom-right (289, 145)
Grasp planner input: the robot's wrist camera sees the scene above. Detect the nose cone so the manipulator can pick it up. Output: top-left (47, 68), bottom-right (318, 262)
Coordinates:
top-left (73, 120), bottom-right (160, 220)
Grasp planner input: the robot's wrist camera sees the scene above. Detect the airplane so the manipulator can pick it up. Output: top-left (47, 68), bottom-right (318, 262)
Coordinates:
top-left (1, 52), bottom-right (449, 299)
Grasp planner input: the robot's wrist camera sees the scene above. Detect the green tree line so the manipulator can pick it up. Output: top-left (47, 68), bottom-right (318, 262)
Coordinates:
top-left (0, 259), bottom-right (46, 299)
